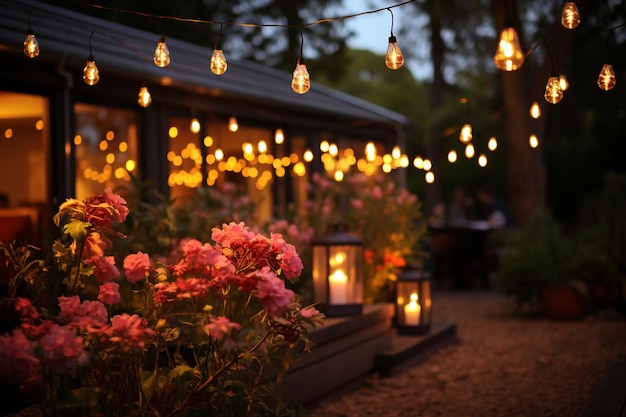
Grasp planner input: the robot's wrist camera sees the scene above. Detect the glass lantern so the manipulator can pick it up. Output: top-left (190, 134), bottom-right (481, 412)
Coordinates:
top-left (312, 224), bottom-right (364, 317)
top-left (395, 266), bottom-right (432, 334)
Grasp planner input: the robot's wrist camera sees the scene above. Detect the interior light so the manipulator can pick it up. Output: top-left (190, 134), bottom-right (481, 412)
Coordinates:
top-left (493, 24), bottom-right (524, 71)
top-left (561, 2), bottom-right (581, 29)
top-left (597, 64), bottom-right (616, 91)
top-left (153, 36), bottom-right (170, 68)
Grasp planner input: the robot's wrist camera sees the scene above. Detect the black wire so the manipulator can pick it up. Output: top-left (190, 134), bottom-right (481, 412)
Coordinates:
top-left (88, 31), bottom-right (94, 57)
top-left (299, 29), bottom-right (304, 61)
top-left (27, 9), bottom-right (32, 31)
top-left (387, 8), bottom-right (395, 37)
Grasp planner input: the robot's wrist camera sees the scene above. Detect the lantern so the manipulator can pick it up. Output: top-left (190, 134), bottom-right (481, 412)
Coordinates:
top-left (395, 266), bottom-right (432, 334)
top-left (312, 224), bottom-right (364, 317)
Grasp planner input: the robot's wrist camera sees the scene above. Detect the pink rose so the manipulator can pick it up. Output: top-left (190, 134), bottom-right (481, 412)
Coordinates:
top-left (108, 314), bottom-right (155, 351)
top-left (40, 324), bottom-right (87, 373)
top-left (123, 252), bottom-right (151, 283)
top-left (85, 255), bottom-right (120, 282)
top-left (254, 267), bottom-right (295, 316)
top-left (204, 316), bottom-right (240, 340)
top-left (98, 282), bottom-right (121, 305)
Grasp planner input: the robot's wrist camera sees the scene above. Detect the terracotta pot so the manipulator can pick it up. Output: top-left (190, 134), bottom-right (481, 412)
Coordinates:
top-left (539, 284), bottom-right (586, 320)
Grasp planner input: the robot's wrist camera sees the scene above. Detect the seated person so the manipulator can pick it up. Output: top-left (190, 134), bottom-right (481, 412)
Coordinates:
top-left (476, 184), bottom-right (514, 228)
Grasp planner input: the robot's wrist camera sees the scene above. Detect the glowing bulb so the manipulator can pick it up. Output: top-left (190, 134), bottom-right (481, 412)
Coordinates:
top-left (304, 149), bottom-right (314, 162)
top-left (559, 74), bottom-right (569, 91)
top-left (391, 146), bottom-right (401, 159)
top-left (478, 154), bottom-right (488, 167)
top-left (544, 76), bottom-right (563, 104)
top-left (228, 117), bottom-right (238, 132)
top-left (385, 36), bottom-right (404, 70)
top-left (529, 134), bottom-right (539, 148)
top-left (210, 46), bottom-right (227, 75)
top-left (561, 2), bottom-right (581, 29)
top-left (215, 148), bottom-right (224, 161)
top-left (137, 85), bottom-right (152, 107)
top-left (488, 137), bottom-right (498, 151)
top-left (597, 64), bottom-right (616, 91)
top-left (465, 143), bottom-right (475, 158)
top-left (23, 30), bottom-right (39, 58)
top-left (153, 36), bottom-right (170, 68)
top-left (423, 159), bottom-right (432, 171)
top-left (329, 143), bottom-right (338, 156)
top-left (258, 140), bottom-right (268, 154)
top-left (413, 156), bottom-right (424, 169)
top-left (274, 128), bottom-right (284, 144)
top-left (425, 171), bottom-right (435, 184)
top-left (448, 150), bottom-right (457, 163)
top-left (459, 124), bottom-right (473, 143)
top-left (190, 118), bottom-right (201, 134)
top-left (493, 26), bottom-right (524, 71)
top-left (291, 59), bottom-right (310, 94)
top-left (530, 102), bottom-right (541, 119)
top-left (83, 56), bottom-right (100, 86)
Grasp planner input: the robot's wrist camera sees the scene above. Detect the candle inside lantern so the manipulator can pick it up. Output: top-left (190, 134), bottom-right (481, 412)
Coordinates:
top-left (404, 293), bottom-right (421, 326)
top-left (329, 269), bottom-right (348, 304)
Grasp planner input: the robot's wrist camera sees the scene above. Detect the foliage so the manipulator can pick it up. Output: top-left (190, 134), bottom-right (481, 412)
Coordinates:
top-left (495, 209), bottom-right (580, 307)
top-left (306, 171), bottom-right (426, 303)
top-left (0, 189), bottom-right (322, 417)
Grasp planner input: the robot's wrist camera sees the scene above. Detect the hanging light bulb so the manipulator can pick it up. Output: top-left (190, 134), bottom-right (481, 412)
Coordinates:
top-left (137, 84), bottom-right (152, 107)
top-left (561, 2), bottom-right (581, 29)
top-left (465, 143), bottom-right (475, 158)
top-left (448, 150), bottom-right (458, 163)
top-left (493, 23), bottom-right (525, 71)
top-left (488, 137), bottom-right (498, 151)
top-left (274, 128), bottom-right (284, 144)
top-left (292, 58), bottom-right (310, 94)
top-left (23, 11), bottom-right (40, 58)
top-left (530, 102), bottom-right (541, 118)
top-left (529, 134), bottom-right (539, 148)
top-left (559, 74), bottom-right (569, 91)
top-left (544, 76), bottom-right (563, 104)
top-left (153, 36), bottom-right (170, 68)
top-left (190, 118), bottom-right (201, 134)
top-left (228, 116), bottom-right (238, 132)
top-left (210, 47), bottom-right (227, 75)
top-left (459, 123), bottom-right (473, 143)
top-left (478, 154), bottom-right (488, 167)
top-left (83, 32), bottom-right (99, 86)
top-left (384, 9), bottom-right (403, 70)
top-left (597, 64), bottom-right (616, 91)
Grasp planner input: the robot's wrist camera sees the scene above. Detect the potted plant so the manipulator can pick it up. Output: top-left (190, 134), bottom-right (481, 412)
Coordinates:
top-left (495, 209), bottom-right (587, 319)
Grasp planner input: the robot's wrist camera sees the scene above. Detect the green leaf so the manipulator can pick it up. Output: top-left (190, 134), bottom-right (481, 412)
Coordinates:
top-left (63, 218), bottom-right (91, 240)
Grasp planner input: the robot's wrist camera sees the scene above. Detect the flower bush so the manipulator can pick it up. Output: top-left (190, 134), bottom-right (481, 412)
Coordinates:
top-left (0, 189), bottom-right (322, 417)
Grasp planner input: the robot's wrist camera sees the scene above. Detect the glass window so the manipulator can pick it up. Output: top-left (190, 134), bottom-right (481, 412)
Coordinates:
top-left (74, 104), bottom-right (139, 200)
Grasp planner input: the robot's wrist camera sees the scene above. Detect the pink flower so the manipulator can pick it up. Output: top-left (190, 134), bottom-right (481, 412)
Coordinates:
top-left (104, 187), bottom-right (129, 222)
top-left (123, 251), bottom-right (151, 283)
top-left (0, 328), bottom-right (39, 383)
top-left (57, 295), bottom-right (85, 323)
top-left (98, 282), bottom-right (121, 305)
top-left (300, 306), bottom-right (320, 319)
top-left (15, 297), bottom-right (40, 322)
top-left (277, 243), bottom-right (303, 281)
top-left (108, 314), bottom-right (155, 351)
top-left (204, 316), bottom-right (240, 340)
top-left (85, 255), bottom-right (120, 282)
top-left (83, 231), bottom-right (110, 259)
top-left (350, 198), bottom-right (364, 210)
top-left (254, 267), bottom-right (295, 316)
top-left (211, 222), bottom-right (256, 248)
top-left (371, 185), bottom-right (383, 199)
top-left (40, 324), bottom-right (87, 373)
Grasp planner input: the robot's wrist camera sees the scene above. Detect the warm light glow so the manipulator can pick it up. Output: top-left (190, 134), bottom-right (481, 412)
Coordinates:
top-left (169, 127), bottom-right (178, 138)
top-left (448, 150), bottom-right (457, 163)
top-left (35, 120), bottom-right (44, 130)
top-left (329, 143), bottom-right (338, 156)
top-left (228, 117), bottom-right (238, 132)
top-left (459, 124), bottom-right (473, 143)
top-left (4, 128), bottom-right (13, 139)
top-left (391, 146), bottom-right (401, 159)
top-left (83, 57), bottom-right (100, 86)
top-left (320, 140), bottom-right (330, 152)
top-left (530, 102), bottom-right (541, 118)
top-left (488, 137), bottom-right (498, 151)
top-left (529, 134), bottom-right (539, 148)
top-left (303, 149), bottom-right (314, 162)
top-left (106, 153), bottom-right (115, 164)
top-left (137, 85), bottom-right (152, 108)
top-left (242, 142), bottom-right (254, 155)
top-left (215, 148), bottom-right (224, 161)
top-left (334, 170), bottom-right (344, 182)
top-left (425, 171), bottom-right (435, 183)
top-left (23, 31), bottom-right (39, 58)
top-left (106, 131), bottom-right (115, 141)
top-left (99, 140), bottom-right (108, 151)
top-left (465, 143), bottom-right (475, 158)
top-left (561, 2), bottom-right (581, 29)
top-left (153, 36), bottom-right (170, 68)
top-left (291, 59), bottom-right (310, 94)
top-left (493, 26), bottom-right (525, 71)
top-left (559, 74), bottom-right (570, 91)
top-left (126, 160), bottom-right (136, 171)
top-left (204, 136), bottom-right (213, 147)
top-left (597, 64), bottom-right (616, 91)
top-left (119, 142), bottom-right (128, 152)
top-left (274, 128), bottom-right (284, 144)
top-left (478, 153), bottom-right (488, 167)
top-left (413, 156), bottom-right (424, 169)
top-left (190, 118), bottom-right (201, 134)
top-left (293, 161), bottom-right (306, 176)
top-left (74, 135), bottom-right (82, 145)
top-left (544, 76), bottom-right (563, 104)
top-left (385, 36), bottom-right (404, 70)
top-left (422, 159), bottom-right (432, 171)
top-left (210, 47), bottom-right (227, 75)
top-left (365, 142), bottom-right (376, 157)
top-left (258, 140), bottom-right (268, 154)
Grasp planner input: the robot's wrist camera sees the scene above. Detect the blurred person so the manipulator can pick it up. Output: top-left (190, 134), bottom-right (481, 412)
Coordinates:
top-left (476, 183), bottom-right (514, 228)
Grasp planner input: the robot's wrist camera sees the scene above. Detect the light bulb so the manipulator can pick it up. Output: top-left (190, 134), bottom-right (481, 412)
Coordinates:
top-left (559, 74), bottom-right (569, 91)
top-left (597, 64), bottom-right (616, 91)
top-left (529, 134), bottom-right (539, 148)
top-left (228, 117), bottom-right (238, 132)
top-left (465, 143), bottom-right (475, 158)
top-left (153, 36), bottom-right (170, 68)
top-left (459, 124), bottom-right (473, 143)
top-left (23, 30), bottom-right (39, 58)
top-left (544, 76), bottom-right (563, 104)
top-left (488, 137), bottom-right (498, 151)
top-left (291, 59), bottom-right (310, 94)
top-left (210, 46), bottom-right (227, 75)
top-left (83, 56), bottom-right (100, 86)
top-left (274, 128), bottom-right (284, 144)
top-left (190, 118), bottom-right (201, 134)
top-left (448, 150), bottom-right (458, 163)
top-left (561, 2), bottom-right (581, 29)
top-left (385, 36), bottom-right (404, 70)
top-left (478, 154), bottom-right (488, 167)
top-left (530, 101), bottom-right (541, 118)
top-left (137, 85), bottom-right (152, 107)
top-left (493, 26), bottom-right (525, 71)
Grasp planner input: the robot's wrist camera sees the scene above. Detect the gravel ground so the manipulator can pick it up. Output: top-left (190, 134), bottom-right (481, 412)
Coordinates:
top-left (306, 291), bottom-right (626, 417)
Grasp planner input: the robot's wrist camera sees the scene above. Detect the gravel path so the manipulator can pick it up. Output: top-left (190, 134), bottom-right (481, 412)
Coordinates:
top-left (306, 292), bottom-right (626, 417)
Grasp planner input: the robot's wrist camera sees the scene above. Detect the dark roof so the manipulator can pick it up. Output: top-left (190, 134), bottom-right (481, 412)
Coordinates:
top-left (0, 0), bottom-right (409, 137)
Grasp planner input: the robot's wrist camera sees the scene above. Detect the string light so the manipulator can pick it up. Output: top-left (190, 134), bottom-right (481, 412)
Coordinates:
top-left (459, 123), bottom-right (472, 143)
top-left (23, 10), bottom-right (39, 58)
top-left (465, 143), bottom-right (475, 158)
top-left (292, 31), bottom-right (310, 94)
top-left (153, 35), bottom-right (170, 68)
top-left (530, 102), bottom-right (541, 118)
top-left (137, 83), bottom-right (152, 107)
top-left (561, 2), bottom-right (581, 29)
top-left (478, 153), bottom-right (487, 167)
top-left (559, 74), bottom-right (569, 91)
top-left (544, 44), bottom-right (562, 104)
top-left (529, 134), bottom-right (539, 148)
top-left (210, 24), bottom-right (227, 75)
top-left (83, 32), bottom-right (100, 86)
top-left (488, 137), bottom-right (498, 151)
top-left (274, 128), bottom-right (284, 144)
top-left (493, 19), bottom-right (524, 71)
top-left (190, 117), bottom-right (201, 133)
top-left (384, 8), bottom-right (403, 70)
top-left (228, 116), bottom-right (238, 132)
top-left (447, 150), bottom-right (457, 163)
top-left (597, 64), bottom-right (616, 91)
